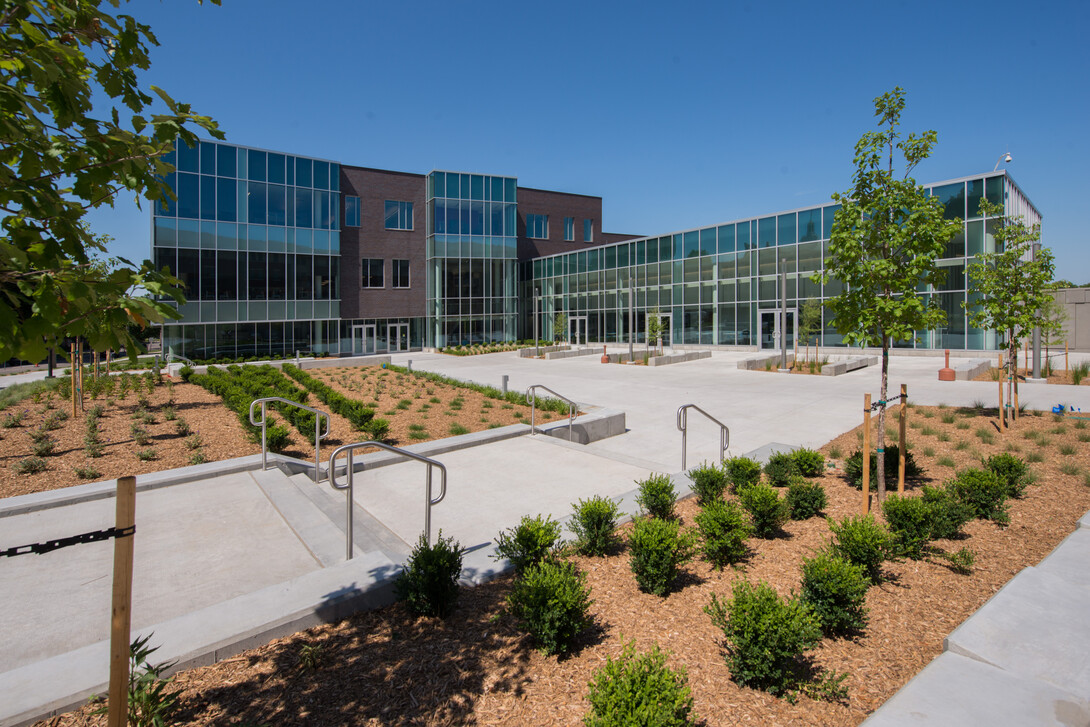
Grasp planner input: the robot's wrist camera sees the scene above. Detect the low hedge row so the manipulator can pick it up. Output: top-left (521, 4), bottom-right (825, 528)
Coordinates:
top-left (385, 364), bottom-right (571, 414)
top-left (281, 364), bottom-right (389, 440)
top-left (190, 365), bottom-right (314, 451)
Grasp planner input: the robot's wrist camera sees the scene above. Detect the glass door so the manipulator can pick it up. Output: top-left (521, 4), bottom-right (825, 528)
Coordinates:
top-left (569, 316), bottom-right (587, 345)
top-left (389, 323), bottom-right (409, 352)
top-left (759, 310), bottom-right (795, 351)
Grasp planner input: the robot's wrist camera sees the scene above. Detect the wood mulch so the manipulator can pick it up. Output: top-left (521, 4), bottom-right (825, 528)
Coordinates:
top-left (33, 403), bottom-right (1090, 726)
top-left (972, 365), bottom-right (1089, 386)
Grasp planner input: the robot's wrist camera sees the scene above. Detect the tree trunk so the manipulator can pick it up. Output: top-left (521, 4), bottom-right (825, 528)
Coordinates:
top-left (876, 337), bottom-right (889, 504)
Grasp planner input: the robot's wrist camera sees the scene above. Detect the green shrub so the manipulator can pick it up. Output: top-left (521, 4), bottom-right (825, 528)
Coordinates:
top-left (178, 365), bottom-right (194, 382)
top-left (395, 531), bottom-right (464, 618)
top-left (569, 496), bottom-right (623, 556)
top-left (737, 484), bottom-right (789, 538)
top-left (136, 447), bottom-right (157, 461)
top-left (763, 451), bottom-right (800, 487)
top-left (29, 431), bottom-right (56, 457)
top-left (785, 480), bottom-right (827, 520)
top-left (792, 448), bottom-right (826, 477)
top-left (844, 445), bottom-right (921, 490)
top-left (949, 468), bottom-right (1009, 525)
top-left (628, 517), bottom-right (697, 596)
top-left (687, 462), bottom-right (727, 506)
top-left (263, 423), bottom-right (292, 453)
top-left (724, 456), bottom-right (762, 493)
top-left (983, 452), bottom-right (1029, 499)
top-left (827, 514), bottom-right (894, 583)
top-left (584, 641), bottom-right (696, 727)
top-left (493, 514), bottom-right (563, 572)
top-left (920, 485), bottom-right (974, 540)
top-left (14, 456), bottom-right (47, 474)
top-left (800, 551), bottom-right (870, 636)
top-left (705, 580), bottom-right (822, 695)
top-left (694, 499), bottom-right (751, 568)
top-left (881, 494), bottom-right (933, 559)
top-left (507, 560), bottom-right (592, 656)
top-left (635, 473), bottom-right (677, 520)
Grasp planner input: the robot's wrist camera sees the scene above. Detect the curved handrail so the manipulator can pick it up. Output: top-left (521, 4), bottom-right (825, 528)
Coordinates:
top-left (676, 404), bottom-right (730, 471)
top-left (166, 352), bottom-right (197, 368)
top-left (328, 441), bottom-right (448, 560)
top-left (525, 384), bottom-right (577, 441)
top-left (249, 397), bottom-right (331, 483)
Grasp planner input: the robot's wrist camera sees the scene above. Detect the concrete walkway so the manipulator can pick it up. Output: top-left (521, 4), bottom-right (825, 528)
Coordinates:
top-left (2, 349), bottom-right (1090, 726)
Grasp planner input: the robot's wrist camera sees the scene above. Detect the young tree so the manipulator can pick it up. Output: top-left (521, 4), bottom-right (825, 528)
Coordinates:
top-left (0, 1), bottom-right (222, 363)
top-left (798, 299), bottom-right (823, 365)
top-left (553, 312), bottom-right (567, 344)
top-left (1040, 295), bottom-right (1068, 375)
top-left (821, 88), bottom-right (961, 504)
top-left (646, 309), bottom-right (664, 356)
top-left (964, 200), bottom-right (1055, 395)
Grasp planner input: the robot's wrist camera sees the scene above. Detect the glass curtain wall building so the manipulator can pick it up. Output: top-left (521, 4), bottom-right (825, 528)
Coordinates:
top-left (152, 141), bottom-right (342, 358)
top-left (527, 172), bottom-right (1038, 352)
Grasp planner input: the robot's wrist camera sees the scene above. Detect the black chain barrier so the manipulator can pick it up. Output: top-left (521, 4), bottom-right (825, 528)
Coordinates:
top-left (1, 525), bottom-right (134, 558)
top-left (867, 392), bottom-right (907, 412)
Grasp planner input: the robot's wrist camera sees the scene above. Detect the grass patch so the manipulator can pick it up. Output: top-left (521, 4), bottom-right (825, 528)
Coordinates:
top-left (1059, 463), bottom-right (1081, 476)
top-left (1059, 444), bottom-right (1076, 456)
top-left (449, 424), bottom-right (470, 436)
top-left (937, 456), bottom-right (956, 468)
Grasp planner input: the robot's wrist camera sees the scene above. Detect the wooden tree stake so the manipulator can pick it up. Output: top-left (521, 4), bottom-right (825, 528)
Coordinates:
top-left (998, 377), bottom-right (1006, 432)
top-left (70, 343), bottom-right (77, 416)
top-left (862, 393), bottom-right (871, 514)
top-left (107, 476), bottom-right (136, 727)
top-left (1065, 342), bottom-right (1069, 374)
top-left (1013, 375), bottom-right (1019, 422)
top-left (898, 384), bottom-right (907, 495)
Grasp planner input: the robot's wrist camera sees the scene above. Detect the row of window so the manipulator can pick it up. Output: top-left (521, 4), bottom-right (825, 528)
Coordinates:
top-left (362, 258), bottom-right (410, 289)
top-left (343, 197), bottom-right (414, 230)
top-left (154, 248), bottom-right (339, 301)
top-left (158, 174), bottom-right (340, 230)
top-left (169, 141), bottom-right (339, 190)
top-left (526, 214), bottom-right (593, 242)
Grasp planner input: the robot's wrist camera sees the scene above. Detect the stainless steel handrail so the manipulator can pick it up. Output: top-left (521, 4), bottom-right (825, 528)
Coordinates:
top-left (249, 397), bottom-right (331, 483)
top-left (328, 441), bottom-right (448, 560)
top-left (677, 404), bottom-right (730, 471)
top-left (166, 352), bottom-right (197, 368)
top-left (525, 384), bottom-right (577, 441)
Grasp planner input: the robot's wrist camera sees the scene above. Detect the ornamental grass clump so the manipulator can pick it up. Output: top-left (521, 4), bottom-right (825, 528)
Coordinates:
top-left (687, 462), bottom-right (727, 506)
top-left (763, 451), bottom-right (800, 487)
top-left (635, 473), bottom-right (677, 521)
top-left (791, 448), bottom-right (826, 478)
top-left (737, 483), bottom-right (789, 538)
top-left (694, 500), bottom-right (751, 569)
top-left (507, 559), bottom-right (592, 656)
top-left (724, 456), bottom-right (762, 493)
top-left (493, 514), bottom-right (563, 573)
top-left (826, 514), bottom-right (894, 583)
top-left (569, 496), bottom-right (623, 556)
top-left (395, 531), bottom-right (464, 618)
top-left (705, 580), bottom-right (822, 695)
top-left (628, 517), bottom-right (697, 597)
top-left (584, 641), bottom-right (696, 727)
top-left (983, 452), bottom-right (1030, 499)
top-left (785, 480), bottom-right (827, 520)
top-left (800, 551), bottom-right (870, 637)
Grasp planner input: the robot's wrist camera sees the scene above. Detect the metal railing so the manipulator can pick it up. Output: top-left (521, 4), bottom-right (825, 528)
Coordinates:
top-left (327, 442), bottom-right (448, 560)
top-left (677, 404), bottom-right (730, 471)
top-left (525, 385), bottom-right (577, 441)
top-left (249, 398), bottom-right (331, 483)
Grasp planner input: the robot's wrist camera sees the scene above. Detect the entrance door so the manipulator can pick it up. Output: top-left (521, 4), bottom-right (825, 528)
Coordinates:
top-left (388, 323), bottom-right (410, 352)
top-left (759, 310), bottom-right (796, 351)
top-left (660, 313), bottom-right (672, 351)
top-left (352, 324), bottom-right (377, 355)
top-left (569, 316), bottom-right (587, 345)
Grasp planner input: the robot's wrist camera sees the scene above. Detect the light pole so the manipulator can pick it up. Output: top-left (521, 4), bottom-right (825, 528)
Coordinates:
top-left (993, 152), bottom-right (1012, 172)
top-left (534, 286), bottom-right (540, 357)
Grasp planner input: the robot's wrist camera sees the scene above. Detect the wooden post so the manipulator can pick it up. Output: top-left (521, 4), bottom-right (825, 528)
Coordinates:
top-left (1066, 342), bottom-right (1069, 375)
top-left (862, 393), bottom-right (871, 514)
top-left (106, 349), bottom-right (112, 375)
top-left (93, 350), bottom-right (99, 381)
top-left (1013, 374), bottom-right (1019, 422)
top-left (898, 384), bottom-right (907, 495)
top-left (1024, 340), bottom-right (1029, 375)
top-left (70, 343), bottom-right (77, 416)
top-left (998, 377), bottom-right (1006, 432)
top-left (107, 476), bottom-right (136, 727)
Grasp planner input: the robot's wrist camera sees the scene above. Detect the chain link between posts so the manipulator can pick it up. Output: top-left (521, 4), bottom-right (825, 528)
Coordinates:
top-left (1, 526), bottom-right (135, 558)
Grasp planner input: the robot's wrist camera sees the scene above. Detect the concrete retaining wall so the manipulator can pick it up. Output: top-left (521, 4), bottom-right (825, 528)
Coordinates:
top-left (544, 347), bottom-right (600, 360)
top-left (519, 345), bottom-right (569, 358)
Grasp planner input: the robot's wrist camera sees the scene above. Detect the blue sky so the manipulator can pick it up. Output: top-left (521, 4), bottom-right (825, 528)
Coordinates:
top-left (87, 0), bottom-right (1090, 283)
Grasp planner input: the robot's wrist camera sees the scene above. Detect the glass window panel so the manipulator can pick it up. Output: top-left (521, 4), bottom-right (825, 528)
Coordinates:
top-left (491, 202), bottom-right (504, 237)
top-left (199, 175), bottom-right (216, 220)
top-left (267, 184), bottom-right (286, 226)
top-left (798, 209), bottom-right (821, 242)
top-left (985, 176), bottom-right (1004, 212)
top-left (295, 188), bottom-right (312, 228)
top-left (295, 255), bottom-right (313, 298)
top-left (584, 219), bottom-right (593, 242)
top-left (199, 141), bottom-right (216, 175)
top-left (822, 205), bottom-right (839, 239)
top-left (267, 253), bottom-right (286, 300)
top-left (737, 220), bottom-right (752, 250)
top-left (216, 222), bottom-right (237, 249)
top-left (247, 149), bottom-right (266, 182)
top-left (177, 218), bottom-right (199, 248)
top-left (313, 161), bottom-right (330, 190)
top-left (200, 220), bottom-right (216, 249)
top-left (177, 172), bottom-right (199, 219)
top-left (717, 224), bottom-right (735, 253)
top-left (777, 213), bottom-right (796, 245)
top-left (267, 153), bottom-right (285, 185)
top-left (154, 218), bottom-right (176, 246)
top-left (683, 258), bottom-right (699, 283)
top-left (285, 156), bottom-right (294, 186)
top-left (797, 241), bottom-right (822, 272)
top-left (966, 220), bottom-right (984, 256)
top-left (717, 253), bottom-right (736, 279)
top-left (470, 202), bottom-right (484, 235)
top-left (683, 230), bottom-right (699, 258)
top-left (176, 140), bottom-right (198, 173)
top-left (945, 231), bottom-right (965, 258)
top-left (660, 237), bottom-right (673, 261)
top-left (431, 171), bottom-right (445, 198)
top-left (157, 172), bottom-right (177, 216)
top-left (247, 224), bottom-right (266, 251)
top-left (295, 157), bottom-right (312, 187)
top-left (177, 248), bottom-right (199, 295)
top-left (504, 177), bottom-right (516, 203)
top-left (217, 251), bottom-right (237, 300)
top-left (646, 238), bottom-right (658, 264)
top-left (154, 246), bottom-right (175, 275)
top-left (248, 182), bottom-right (266, 225)
top-left (246, 252), bottom-right (267, 300)
top-left (932, 182), bottom-right (965, 220)
top-left (345, 196), bottom-right (360, 227)
top-left (471, 174), bottom-right (484, 200)
top-left (317, 191), bottom-right (333, 229)
top-left (758, 217), bottom-right (776, 247)
top-left (267, 226), bottom-right (286, 252)
top-left (216, 178), bottom-right (236, 222)
top-left (967, 178), bottom-right (984, 219)
top-left (699, 228), bottom-right (715, 257)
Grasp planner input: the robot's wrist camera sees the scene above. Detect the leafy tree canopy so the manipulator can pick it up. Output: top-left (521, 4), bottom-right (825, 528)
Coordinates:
top-left (0, 0), bottom-right (222, 361)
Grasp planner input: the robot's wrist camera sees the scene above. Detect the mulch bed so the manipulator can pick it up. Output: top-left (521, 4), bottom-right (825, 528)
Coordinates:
top-left (32, 403), bottom-right (1090, 726)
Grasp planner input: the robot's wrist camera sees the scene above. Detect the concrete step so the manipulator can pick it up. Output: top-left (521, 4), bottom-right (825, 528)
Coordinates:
top-left (249, 469), bottom-right (346, 567)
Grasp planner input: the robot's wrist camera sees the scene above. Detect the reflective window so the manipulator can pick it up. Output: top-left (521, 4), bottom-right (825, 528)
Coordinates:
top-left (216, 178), bottom-right (236, 222)
top-left (362, 258), bottom-right (383, 288)
top-left (798, 209), bottom-right (821, 242)
top-left (393, 259), bottom-right (410, 288)
top-left (177, 173), bottom-right (199, 219)
top-left (967, 178), bottom-right (984, 219)
top-left (985, 176), bottom-right (1004, 213)
top-left (717, 224), bottom-right (735, 253)
top-left (384, 200), bottom-right (413, 230)
top-left (584, 218), bottom-right (593, 242)
top-left (248, 149), bottom-right (266, 182)
top-left (777, 213), bottom-right (796, 246)
top-left (699, 228), bottom-right (716, 257)
top-left (932, 182), bottom-right (965, 220)
top-left (215, 148), bottom-right (235, 179)
top-left (683, 231), bottom-right (699, 258)
top-left (564, 216), bottom-right (575, 241)
top-left (527, 214), bottom-right (548, 239)
top-left (176, 140), bottom-right (199, 173)
top-left (345, 196), bottom-right (360, 227)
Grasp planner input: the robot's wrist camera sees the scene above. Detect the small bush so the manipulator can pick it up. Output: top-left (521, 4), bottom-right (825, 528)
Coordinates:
top-left (628, 517), bottom-right (697, 596)
top-left (569, 496), bottom-right (623, 556)
top-left (983, 453), bottom-right (1029, 499)
top-left (584, 641), bottom-right (696, 727)
top-left (919, 485), bottom-right (974, 540)
top-left (800, 551), bottom-right (870, 636)
top-left (188, 451), bottom-right (207, 465)
top-left (949, 468), bottom-right (1009, 525)
top-left (178, 365), bottom-right (194, 382)
top-left (493, 514), bottom-right (563, 572)
top-left (184, 434), bottom-right (203, 450)
top-left (74, 464), bottom-right (102, 479)
top-left (763, 451), bottom-right (800, 487)
top-left (2, 410), bottom-right (26, 428)
top-left (687, 462), bottom-right (727, 506)
top-left (14, 456), bottom-right (47, 474)
top-left (785, 480), bottom-right (827, 520)
top-left (507, 560), bottom-right (592, 656)
top-left (724, 456), bottom-right (762, 493)
top-left (737, 484), bottom-right (789, 538)
top-left (791, 448), bottom-right (826, 477)
top-left (395, 531), bottom-right (464, 618)
top-left (827, 514), bottom-right (894, 583)
top-left (705, 580), bottom-right (822, 695)
top-left (136, 447), bottom-right (157, 461)
top-left (844, 445), bottom-right (921, 490)
top-left (635, 473), bottom-right (677, 520)
top-left (29, 432), bottom-right (57, 457)
top-left (694, 500), bottom-right (751, 569)
top-left (881, 494), bottom-right (933, 559)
